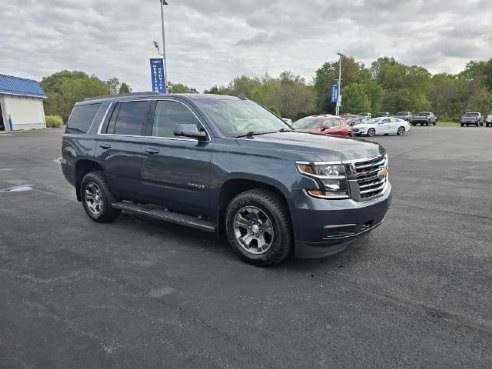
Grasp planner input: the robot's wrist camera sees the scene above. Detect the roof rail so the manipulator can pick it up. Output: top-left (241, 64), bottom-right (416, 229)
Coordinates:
top-left (83, 91), bottom-right (162, 102)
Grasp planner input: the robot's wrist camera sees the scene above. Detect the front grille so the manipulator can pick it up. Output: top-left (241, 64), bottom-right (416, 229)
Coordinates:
top-left (353, 156), bottom-right (388, 199)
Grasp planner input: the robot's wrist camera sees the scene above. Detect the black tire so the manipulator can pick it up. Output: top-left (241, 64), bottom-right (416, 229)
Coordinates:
top-left (225, 189), bottom-right (292, 266)
top-left (80, 171), bottom-right (120, 223)
top-left (432, 121), bottom-right (436, 126)
top-left (367, 128), bottom-right (376, 137)
top-left (397, 126), bottom-right (405, 136)
top-left (461, 123), bottom-right (464, 127)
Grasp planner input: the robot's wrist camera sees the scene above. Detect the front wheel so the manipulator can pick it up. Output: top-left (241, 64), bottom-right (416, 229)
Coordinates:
top-left (397, 126), bottom-right (406, 136)
top-left (367, 128), bottom-right (376, 137)
top-left (81, 171), bottom-right (121, 222)
top-left (225, 189), bottom-right (292, 266)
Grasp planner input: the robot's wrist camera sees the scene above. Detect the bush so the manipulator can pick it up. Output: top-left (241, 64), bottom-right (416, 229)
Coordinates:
top-left (45, 115), bottom-right (64, 128)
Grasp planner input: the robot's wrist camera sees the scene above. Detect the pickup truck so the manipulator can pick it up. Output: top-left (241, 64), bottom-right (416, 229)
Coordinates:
top-left (394, 111), bottom-right (413, 122)
top-left (412, 112), bottom-right (437, 126)
top-left (460, 112), bottom-right (483, 127)
top-left (61, 93), bottom-right (391, 266)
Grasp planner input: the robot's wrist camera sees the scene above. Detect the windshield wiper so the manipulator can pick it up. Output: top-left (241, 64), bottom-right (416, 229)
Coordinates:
top-left (235, 131), bottom-right (256, 138)
top-left (235, 129), bottom-right (291, 138)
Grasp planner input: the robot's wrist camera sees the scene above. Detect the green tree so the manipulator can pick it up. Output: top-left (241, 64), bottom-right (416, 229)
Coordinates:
top-left (168, 82), bottom-right (196, 93)
top-left (118, 82), bottom-right (132, 94)
top-left (41, 70), bottom-right (109, 122)
top-left (107, 77), bottom-right (120, 95)
top-left (340, 84), bottom-right (371, 113)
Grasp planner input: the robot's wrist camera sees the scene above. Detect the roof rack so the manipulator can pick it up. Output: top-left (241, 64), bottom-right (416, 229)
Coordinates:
top-left (83, 91), bottom-right (162, 102)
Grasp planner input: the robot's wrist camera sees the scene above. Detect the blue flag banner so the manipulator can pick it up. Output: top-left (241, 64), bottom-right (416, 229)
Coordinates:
top-left (330, 84), bottom-right (338, 104)
top-left (150, 58), bottom-right (166, 93)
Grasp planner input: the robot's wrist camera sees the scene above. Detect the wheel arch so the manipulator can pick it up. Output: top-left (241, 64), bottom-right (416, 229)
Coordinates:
top-left (75, 159), bottom-right (104, 201)
top-left (216, 178), bottom-right (292, 235)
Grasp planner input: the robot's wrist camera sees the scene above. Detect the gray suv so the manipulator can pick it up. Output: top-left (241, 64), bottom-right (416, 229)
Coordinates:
top-left (61, 93), bottom-right (391, 266)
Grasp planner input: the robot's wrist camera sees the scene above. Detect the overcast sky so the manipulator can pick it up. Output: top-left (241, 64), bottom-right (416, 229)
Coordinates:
top-left (1, 0), bottom-right (491, 92)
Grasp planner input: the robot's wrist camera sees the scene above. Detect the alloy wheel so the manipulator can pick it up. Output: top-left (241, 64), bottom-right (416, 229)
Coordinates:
top-left (84, 182), bottom-right (104, 216)
top-left (233, 206), bottom-right (274, 255)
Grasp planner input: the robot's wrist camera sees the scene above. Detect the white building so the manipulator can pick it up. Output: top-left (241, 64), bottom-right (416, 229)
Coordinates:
top-left (0, 74), bottom-right (46, 131)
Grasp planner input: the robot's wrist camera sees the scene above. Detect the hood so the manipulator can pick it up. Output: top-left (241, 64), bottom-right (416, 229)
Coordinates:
top-left (235, 131), bottom-right (384, 162)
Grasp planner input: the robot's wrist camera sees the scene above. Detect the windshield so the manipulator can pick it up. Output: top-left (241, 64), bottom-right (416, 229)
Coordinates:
top-left (364, 118), bottom-right (382, 125)
top-left (464, 112), bottom-right (479, 116)
top-left (324, 118), bottom-right (342, 127)
top-left (194, 98), bottom-right (291, 137)
top-left (292, 117), bottom-right (323, 129)
top-left (396, 112), bottom-right (407, 115)
top-left (417, 112), bottom-right (429, 116)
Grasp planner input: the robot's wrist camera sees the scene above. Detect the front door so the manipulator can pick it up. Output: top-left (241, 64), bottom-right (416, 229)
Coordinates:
top-left (140, 99), bottom-right (212, 217)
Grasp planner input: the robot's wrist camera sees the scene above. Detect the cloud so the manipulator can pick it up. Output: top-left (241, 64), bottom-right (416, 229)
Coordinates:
top-left (0, 0), bottom-right (491, 92)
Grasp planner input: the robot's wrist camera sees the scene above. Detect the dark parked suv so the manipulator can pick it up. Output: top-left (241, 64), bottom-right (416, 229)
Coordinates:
top-left (61, 93), bottom-right (391, 266)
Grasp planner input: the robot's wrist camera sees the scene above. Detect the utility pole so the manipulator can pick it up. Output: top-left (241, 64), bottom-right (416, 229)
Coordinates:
top-left (160, 0), bottom-right (168, 92)
top-left (336, 52), bottom-right (343, 116)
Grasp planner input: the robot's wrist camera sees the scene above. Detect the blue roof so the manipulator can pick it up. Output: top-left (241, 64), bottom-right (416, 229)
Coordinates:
top-left (0, 74), bottom-right (46, 98)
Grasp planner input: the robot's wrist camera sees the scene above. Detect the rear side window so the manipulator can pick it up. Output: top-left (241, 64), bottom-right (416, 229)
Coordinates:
top-left (151, 100), bottom-right (200, 138)
top-left (66, 103), bottom-right (101, 133)
top-left (107, 101), bottom-right (149, 135)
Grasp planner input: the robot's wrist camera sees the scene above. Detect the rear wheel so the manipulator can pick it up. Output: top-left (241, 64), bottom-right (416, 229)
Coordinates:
top-left (81, 171), bottom-right (120, 222)
top-left (367, 128), bottom-right (376, 137)
top-left (397, 126), bottom-right (405, 136)
top-left (225, 189), bottom-right (292, 266)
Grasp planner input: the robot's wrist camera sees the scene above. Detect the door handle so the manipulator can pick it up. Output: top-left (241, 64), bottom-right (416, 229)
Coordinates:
top-left (99, 143), bottom-right (111, 149)
top-left (144, 148), bottom-right (159, 155)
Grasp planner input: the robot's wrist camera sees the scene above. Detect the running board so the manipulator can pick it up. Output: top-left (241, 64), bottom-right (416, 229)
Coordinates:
top-left (111, 202), bottom-right (216, 233)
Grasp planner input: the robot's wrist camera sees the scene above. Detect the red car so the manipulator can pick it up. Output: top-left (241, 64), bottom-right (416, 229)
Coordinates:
top-left (291, 115), bottom-right (353, 137)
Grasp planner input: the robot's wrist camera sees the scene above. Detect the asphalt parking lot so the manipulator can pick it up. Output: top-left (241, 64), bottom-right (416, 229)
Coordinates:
top-left (0, 127), bottom-right (491, 369)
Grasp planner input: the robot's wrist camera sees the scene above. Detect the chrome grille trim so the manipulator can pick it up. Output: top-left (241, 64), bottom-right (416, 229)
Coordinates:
top-left (345, 154), bottom-right (388, 201)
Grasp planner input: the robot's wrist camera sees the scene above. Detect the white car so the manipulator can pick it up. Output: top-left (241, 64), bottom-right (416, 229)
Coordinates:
top-left (352, 117), bottom-right (411, 137)
top-left (486, 113), bottom-right (492, 127)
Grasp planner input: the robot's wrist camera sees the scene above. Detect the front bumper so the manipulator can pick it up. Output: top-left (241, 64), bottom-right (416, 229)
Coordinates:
top-left (291, 183), bottom-right (392, 258)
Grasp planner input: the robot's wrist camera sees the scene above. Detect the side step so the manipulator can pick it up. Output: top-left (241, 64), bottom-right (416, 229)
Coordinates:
top-left (111, 202), bottom-right (216, 233)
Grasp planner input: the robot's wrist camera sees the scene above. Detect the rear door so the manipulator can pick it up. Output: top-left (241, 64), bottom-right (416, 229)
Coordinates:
top-left (140, 99), bottom-right (213, 216)
top-left (378, 118), bottom-right (391, 134)
top-left (388, 118), bottom-right (400, 134)
top-left (96, 100), bottom-right (151, 201)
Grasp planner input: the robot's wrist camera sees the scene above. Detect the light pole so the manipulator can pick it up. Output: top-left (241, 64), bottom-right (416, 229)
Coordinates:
top-left (153, 0), bottom-right (168, 92)
top-left (336, 52), bottom-right (343, 116)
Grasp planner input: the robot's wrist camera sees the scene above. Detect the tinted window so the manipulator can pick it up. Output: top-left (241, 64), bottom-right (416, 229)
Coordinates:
top-left (112, 101), bottom-right (149, 135)
top-left (67, 103), bottom-right (101, 133)
top-left (152, 100), bottom-right (200, 138)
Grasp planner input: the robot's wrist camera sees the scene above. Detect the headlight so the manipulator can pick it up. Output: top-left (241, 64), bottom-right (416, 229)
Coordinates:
top-left (297, 162), bottom-right (349, 199)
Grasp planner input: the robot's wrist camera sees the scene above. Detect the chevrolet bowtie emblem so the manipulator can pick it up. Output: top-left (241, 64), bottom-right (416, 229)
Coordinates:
top-left (378, 167), bottom-right (389, 179)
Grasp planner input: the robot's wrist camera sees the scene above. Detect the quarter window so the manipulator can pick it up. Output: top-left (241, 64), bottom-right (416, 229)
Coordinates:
top-left (67, 103), bottom-right (101, 133)
top-left (151, 100), bottom-right (200, 138)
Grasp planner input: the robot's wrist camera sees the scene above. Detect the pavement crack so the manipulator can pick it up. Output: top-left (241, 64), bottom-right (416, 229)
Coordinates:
top-left (323, 271), bottom-right (492, 336)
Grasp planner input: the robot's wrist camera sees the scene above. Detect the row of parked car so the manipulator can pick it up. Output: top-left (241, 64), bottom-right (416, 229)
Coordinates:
top-left (289, 114), bottom-right (411, 137)
top-left (286, 109), bottom-right (492, 139)
top-left (353, 111), bottom-right (492, 127)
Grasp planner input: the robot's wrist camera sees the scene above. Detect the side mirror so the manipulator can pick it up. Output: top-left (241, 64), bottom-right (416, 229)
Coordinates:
top-left (174, 124), bottom-right (207, 140)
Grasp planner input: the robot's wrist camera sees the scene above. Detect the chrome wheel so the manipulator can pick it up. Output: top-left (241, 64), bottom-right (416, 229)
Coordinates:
top-left (84, 182), bottom-right (104, 216)
top-left (233, 206), bottom-right (274, 255)
top-left (367, 128), bottom-right (375, 137)
top-left (397, 126), bottom-right (405, 136)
